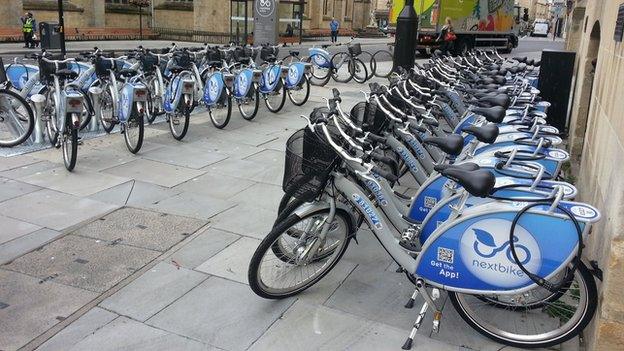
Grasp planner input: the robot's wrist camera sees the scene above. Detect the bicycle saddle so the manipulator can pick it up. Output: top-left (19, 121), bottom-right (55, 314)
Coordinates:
top-left (422, 134), bottom-right (464, 156)
top-left (289, 50), bottom-right (299, 56)
top-left (461, 124), bottom-right (500, 144)
top-left (117, 68), bottom-right (138, 77)
top-left (434, 165), bottom-right (496, 198)
top-left (169, 65), bottom-right (186, 74)
top-left (263, 55), bottom-right (277, 63)
top-left (55, 69), bottom-right (78, 80)
top-left (472, 106), bottom-right (506, 123)
top-left (434, 162), bottom-right (480, 172)
top-left (207, 60), bottom-right (222, 68)
top-left (478, 94), bottom-right (510, 109)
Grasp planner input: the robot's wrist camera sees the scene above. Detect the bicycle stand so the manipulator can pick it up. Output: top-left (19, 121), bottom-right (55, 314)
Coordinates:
top-left (402, 280), bottom-right (442, 350)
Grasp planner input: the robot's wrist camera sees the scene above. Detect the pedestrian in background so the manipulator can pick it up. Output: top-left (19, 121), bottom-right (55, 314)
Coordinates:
top-left (20, 12), bottom-right (37, 49)
top-left (330, 17), bottom-right (340, 43)
top-left (438, 17), bottom-right (456, 55)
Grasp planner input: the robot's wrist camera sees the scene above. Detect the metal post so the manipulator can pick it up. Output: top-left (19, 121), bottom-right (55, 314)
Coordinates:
top-left (299, 0), bottom-right (303, 44)
top-left (244, 0), bottom-right (248, 45)
top-left (57, 0), bottom-right (66, 57)
top-left (139, 6), bottom-right (143, 40)
top-left (393, 0), bottom-right (418, 72)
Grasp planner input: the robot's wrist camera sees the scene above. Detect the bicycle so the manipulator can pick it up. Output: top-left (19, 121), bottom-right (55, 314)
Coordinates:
top-left (0, 59), bottom-right (35, 147)
top-left (330, 41), bottom-right (368, 84)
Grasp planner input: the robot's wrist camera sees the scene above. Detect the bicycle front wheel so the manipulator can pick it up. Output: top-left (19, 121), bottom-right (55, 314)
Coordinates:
top-left (0, 88), bottom-right (34, 147)
top-left (248, 209), bottom-right (352, 299)
top-left (359, 51), bottom-right (376, 80)
top-left (372, 50), bottom-right (394, 78)
top-left (331, 52), bottom-right (353, 83)
top-left (449, 261), bottom-right (597, 349)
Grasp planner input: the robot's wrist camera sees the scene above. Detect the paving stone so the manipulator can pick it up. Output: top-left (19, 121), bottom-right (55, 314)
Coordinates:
top-left (342, 228), bottom-right (395, 268)
top-left (296, 260), bottom-right (358, 305)
top-left (212, 130), bottom-right (278, 147)
top-left (172, 171), bottom-right (256, 200)
top-left (100, 262), bottom-right (208, 321)
top-left (103, 159), bottom-right (205, 188)
top-left (204, 158), bottom-right (268, 180)
top-left (88, 180), bottom-right (183, 208)
top-left (58, 316), bottom-right (213, 351)
top-left (147, 276), bottom-right (294, 351)
top-left (189, 138), bottom-right (261, 160)
top-left (0, 189), bottom-right (118, 231)
top-left (3, 235), bottom-right (160, 293)
top-left (19, 167), bottom-right (130, 197)
top-left (0, 155), bottom-right (41, 172)
top-left (0, 270), bottom-right (98, 351)
top-left (0, 228), bottom-right (61, 265)
top-left (0, 177), bottom-right (41, 202)
top-left (142, 145), bottom-right (229, 169)
top-left (86, 180), bottom-right (135, 206)
top-left (76, 147), bottom-right (137, 172)
top-left (195, 236), bottom-right (259, 284)
top-left (229, 182), bottom-right (283, 211)
top-left (245, 164), bottom-right (283, 186)
top-left (244, 149), bottom-right (285, 168)
top-left (73, 207), bottom-right (206, 252)
top-left (249, 301), bottom-right (456, 351)
top-left (0, 160), bottom-right (59, 180)
top-left (324, 262), bottom-right (420, 331)
top-left (210, 203), bottom-right (275, 239)
top-left (147, 191), bottom-right (236, 220)
top-left (169, 227), bottom-right (240, 269)
top-left (0, 215), bottom-right (41, 245)
top-left (36, 307), bottom-right (118, 351)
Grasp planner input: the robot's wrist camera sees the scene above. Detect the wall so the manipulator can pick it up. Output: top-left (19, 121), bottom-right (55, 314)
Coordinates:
top-left (0, 0), bottom-right (23, 28)
top-left (566, 0), bottom-right (624, 349)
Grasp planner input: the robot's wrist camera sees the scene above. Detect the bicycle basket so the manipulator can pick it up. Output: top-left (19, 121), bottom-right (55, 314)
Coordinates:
top-left (348, 43), bottom-right (362, 56)
top-left (38, 55), bottom-right (66, 83)
top-left (140, 53), bottom-right (159, 73)
top-left (95, 57), bottom-right (116, 77)
top-left (282, 128), bottom-right (339, 202)
top-left (206, 48), bottom-right (221, 62)
top-left (260, 46), bottom-right (278, 62)
top-left (0, 57), bottom-right (6, 84)
top-left (349, 100), bottom-right (387, 134)
top-left (233, 47), bottom-right (250, 62)
top-left (175, 53), bottom-right (192, 68)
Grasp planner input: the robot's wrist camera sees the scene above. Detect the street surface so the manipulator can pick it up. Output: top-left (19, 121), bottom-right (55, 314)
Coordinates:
top-left (0, 37), bottom-right (567, 351)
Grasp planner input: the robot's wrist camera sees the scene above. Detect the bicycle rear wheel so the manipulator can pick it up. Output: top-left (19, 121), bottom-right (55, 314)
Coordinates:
top-left (331, 52), bottom-right (353, 83)
top-left (248, 209), bottom-right (352, 299)
top-left (99, 85), bottom-right (116, 133)
top-left (372, 50), bottom-right (394, 78)
top-left (287, 75), bottom-right (310, 106)
top-left (351, 58), bottom-right (368, 84)
top-left (264, 80), bottom-right (287, 113)
top-left (169, 99), bottom-right (190, 141)
top-left (124, 110), bottom-right (144, 154)
top-left (238, 84), bottom-right (260, 120)
top-left (359, 51), bottom-right (376, 81)
top-left (209, 90), bottom-right (232, 129)
top-left (0, 88), bottom-right (34, 147)
top-left (306, 54), bottom-right (331, 86)
top-left (62, 124), bottom-right (78, 171)
top-left (449, 262), bottom-right (597, 349)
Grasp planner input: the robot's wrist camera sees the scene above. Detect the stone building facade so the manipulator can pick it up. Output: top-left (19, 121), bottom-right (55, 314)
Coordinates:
top-left (0, 0), bottom-right (372, 35)
top-left (565, 0), bottom-right (624, 349)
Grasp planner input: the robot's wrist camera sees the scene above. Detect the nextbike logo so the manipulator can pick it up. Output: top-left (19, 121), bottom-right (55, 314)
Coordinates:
top-left (288, 65), bottom-right (300, 85)
top-left (352, 194), bottom-right (382, 229)
top-left (406, 137), bottom-right (427, 160)
top-left (364, 178), bottom-right (388, 206)
top-left (396, 147), bottom-right (419, 173)
top-left (460, 218), bottom-right (541, 288)
top-left (237, 73), bottom-right (249, 94)
top-left (208, 77), bottom-right (219, 101)
top-left (255, 0), bottom-right (275, 18)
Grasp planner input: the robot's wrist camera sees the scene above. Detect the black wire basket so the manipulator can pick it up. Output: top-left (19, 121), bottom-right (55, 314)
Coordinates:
top-left (282, 128), bottom-right (339, 202)
top-left (140, 53), bottom-right (159, 73)
top-left (94, 57), bottom-right (116, 77)
top-left (349, 100), bottom-right (387, 134)
top-left (348, 43), bottom-right (362, 56)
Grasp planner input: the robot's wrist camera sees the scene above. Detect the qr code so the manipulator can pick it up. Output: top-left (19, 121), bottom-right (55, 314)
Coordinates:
top-left (424, 196), bottom-right (437, 209)
top-left (437, 247), bottom-right (454, 264)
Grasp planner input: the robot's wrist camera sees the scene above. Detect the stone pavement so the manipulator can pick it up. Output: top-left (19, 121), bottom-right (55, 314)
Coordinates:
top-left (1, 60), bottom-right (570, 351)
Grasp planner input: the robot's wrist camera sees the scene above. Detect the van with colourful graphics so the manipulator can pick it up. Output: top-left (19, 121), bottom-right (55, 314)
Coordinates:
top-left (391, 0), bottom-right (519, 55)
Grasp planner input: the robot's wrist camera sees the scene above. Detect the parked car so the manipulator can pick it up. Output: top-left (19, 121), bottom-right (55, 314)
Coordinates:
top-left (531, 19), bottom-right (549, 37)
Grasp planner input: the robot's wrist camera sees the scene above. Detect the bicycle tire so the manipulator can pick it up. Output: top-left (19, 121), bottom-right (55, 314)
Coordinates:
top-left (0, 88), bottom-right (35, 147)
top-left (123, 110), bottom-right (144, 154)
top-left (169, 100), bottom-right (190, 141)
top-left (359, 51), bottom-right (376, 80)
top-left (248, 209), bottom-right (352, 299)
top-left (449, 261), bottom-right (597, 349)
top-left (331, 52), bottom-right (353, 83)
top-left (45, 88), bottom-right (59, 147)
top-left (287, 74), bottom-right (310, 106)
top-left (99, 85), bottom-right (116, 133)
top-left (372, 50), bottom-right (394, 78)
top-left (209, 91), bottom-right (232, 129)
top-left (306, 54), bottom-right (331, 87)
top-left (264, 80), bottom-right (286, 113)
top-left (351, 58), bottom-right (368, 84)
top-left (238, 84), bottom-right (260, 120)
top-left (62, 126), bottom-right (78, 171)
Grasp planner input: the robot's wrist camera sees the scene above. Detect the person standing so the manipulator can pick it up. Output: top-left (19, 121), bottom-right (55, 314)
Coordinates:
top-left (438, 17), bottom-right (456, 55)
top-left (330, 17), bottom-right (340, 43)
top-left (20, 12), bottom-right (37, 49)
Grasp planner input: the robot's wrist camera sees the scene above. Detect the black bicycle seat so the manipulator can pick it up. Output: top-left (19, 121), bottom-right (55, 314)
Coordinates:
top-left (472, 106), bottom-right (506, 123)
top-left (117, 68), bottom-right (138, 77)
top-left (434, 166), bottom-right (496, 198)
top-left (478, 94), bottom-right (510, 109)
top-left (422, 134), bottom-right (464, 156)
top-left (289, 50), bottom-right (299, 56)
top-left (55, 69), bottom-right (78, 80)
top-left (434, 162), bottom-right (480, 172)
top-left (169, 65), bottom-right (186, 74)
top-left (462, 124), bottom-right (500, 144)
top-left (264, 55), bottom-right (277, 63)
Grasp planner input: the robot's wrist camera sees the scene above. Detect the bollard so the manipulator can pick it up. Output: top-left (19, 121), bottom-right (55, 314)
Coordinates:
top-left (88, 86), bottom-right (103, 132)
top-left (30, 94), bottom-right (46, 144)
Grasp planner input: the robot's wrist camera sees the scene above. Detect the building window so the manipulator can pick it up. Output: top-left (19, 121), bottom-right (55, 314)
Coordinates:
top-left (323, 0), bottom-right (331, 16)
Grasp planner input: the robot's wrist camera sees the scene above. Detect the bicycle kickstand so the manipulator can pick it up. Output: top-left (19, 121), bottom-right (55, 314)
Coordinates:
top-left (402, 281), bottom-right (442, 350)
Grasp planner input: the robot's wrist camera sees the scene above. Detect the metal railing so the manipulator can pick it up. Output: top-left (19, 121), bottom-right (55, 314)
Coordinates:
top-left (152, 27), bottom-right (231, 44)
